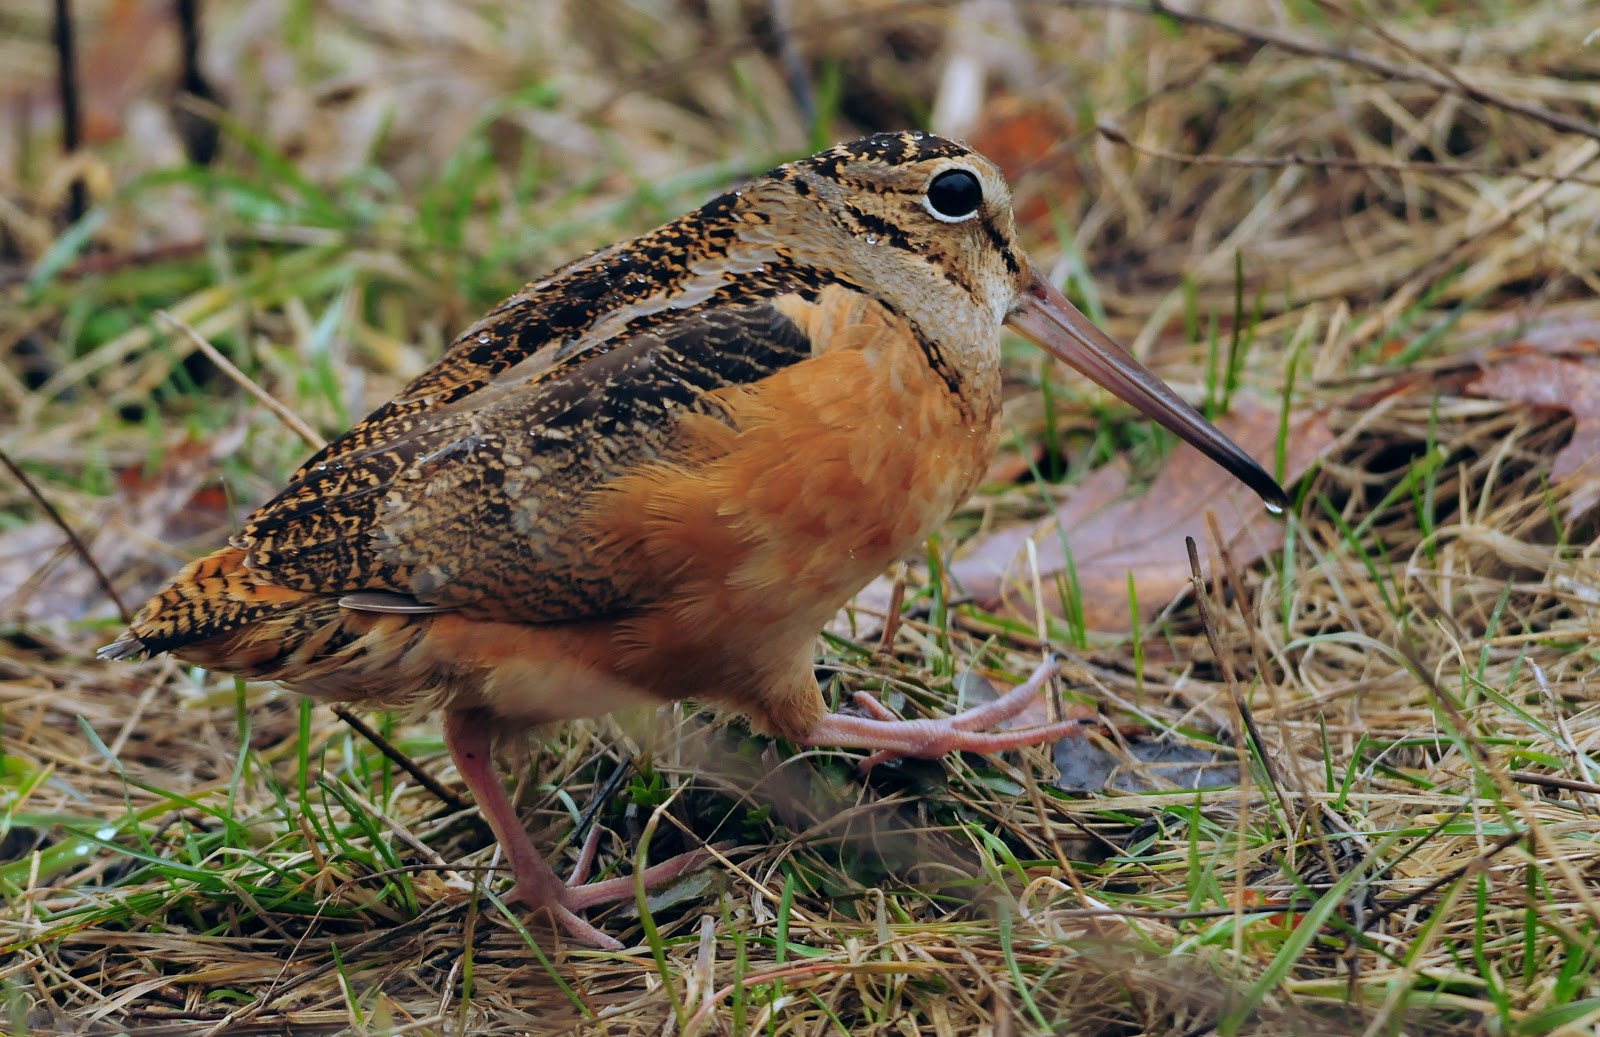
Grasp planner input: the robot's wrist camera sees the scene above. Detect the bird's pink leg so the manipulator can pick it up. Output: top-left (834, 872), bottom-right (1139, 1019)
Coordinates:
top-left (442, 710), bottom-right (712, 950)
top-left (797, 657), bottom-right (1090, 769)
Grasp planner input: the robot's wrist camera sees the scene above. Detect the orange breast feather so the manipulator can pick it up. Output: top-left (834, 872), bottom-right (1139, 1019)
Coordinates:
top-left (586, 288), bottom-right (999, 712)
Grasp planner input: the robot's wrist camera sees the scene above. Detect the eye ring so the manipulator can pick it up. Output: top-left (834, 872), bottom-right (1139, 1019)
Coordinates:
top-left (923, 168), bottom-right (983, 222)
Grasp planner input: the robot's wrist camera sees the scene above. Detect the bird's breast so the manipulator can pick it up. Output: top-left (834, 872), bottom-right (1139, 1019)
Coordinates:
top-left (586, 290), bottom-right (1001, 693)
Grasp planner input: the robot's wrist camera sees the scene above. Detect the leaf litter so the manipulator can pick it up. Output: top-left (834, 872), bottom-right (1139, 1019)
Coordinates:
top-left (953, 397), bottom-right (1333, 634)
top-left (832, 398), bottom-right (1333, 644)
top-left (0, 426), bottom-right (243, 625)
top-left (1467, 350), bottom-right (1600, 522)
top-left (6, 1), bottom-right (1600, 1034)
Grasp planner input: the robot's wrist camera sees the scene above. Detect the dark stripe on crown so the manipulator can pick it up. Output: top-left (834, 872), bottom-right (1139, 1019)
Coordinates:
top-left (801, 133), bottom-right (972, 184)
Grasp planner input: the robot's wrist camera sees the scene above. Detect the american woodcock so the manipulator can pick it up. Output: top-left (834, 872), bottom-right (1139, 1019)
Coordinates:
top-left (104, 132), bottom-right (1287, 949)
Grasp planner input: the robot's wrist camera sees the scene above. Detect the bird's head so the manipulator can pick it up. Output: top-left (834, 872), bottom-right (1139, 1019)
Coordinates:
top-left (756, 132), bottom-right (1287, 509)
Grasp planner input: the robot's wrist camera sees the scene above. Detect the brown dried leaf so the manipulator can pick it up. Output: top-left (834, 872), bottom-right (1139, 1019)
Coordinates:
top-left (952, 399), bottom-right (1333, 634)
top-left (1455, 302), bottom-right (1600, 361)
top-left (1467, 352), bottom-right (1600, 522)
top-left (79, 0), bottom-right (181, 145)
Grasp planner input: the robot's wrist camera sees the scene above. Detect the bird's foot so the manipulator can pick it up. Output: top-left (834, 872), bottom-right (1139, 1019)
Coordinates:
top-left (800, 656), bottom-right (1093, 770)
top-left (505, 825), bottom-right (719, 951)
top-left (442, 709), bottom-right (717, 951)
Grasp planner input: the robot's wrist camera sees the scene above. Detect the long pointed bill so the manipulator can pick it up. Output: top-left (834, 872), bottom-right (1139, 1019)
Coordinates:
top-left (1007, 265), bottom-right (1288, 510)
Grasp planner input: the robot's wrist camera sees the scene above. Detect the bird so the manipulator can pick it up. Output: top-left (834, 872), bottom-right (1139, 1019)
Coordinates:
top-left (102, 131), bottom-right (1287, 949)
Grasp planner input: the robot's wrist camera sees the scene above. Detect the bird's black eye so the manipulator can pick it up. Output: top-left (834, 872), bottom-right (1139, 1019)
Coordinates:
top-left (925, 168), bottom-right (983, 221)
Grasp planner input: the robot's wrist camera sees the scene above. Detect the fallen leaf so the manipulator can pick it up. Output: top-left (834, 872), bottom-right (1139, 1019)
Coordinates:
top-left (951, 398), bottom-right (1333, 634)
top-left (1456, 301), bottom-right (1600, 359)
top-left (1335, 302), bottom-right (1600, 414)
top-left (1467, 352), bottom-right (1600, 522)
top-left (80, 0), bottom-right (182, 145)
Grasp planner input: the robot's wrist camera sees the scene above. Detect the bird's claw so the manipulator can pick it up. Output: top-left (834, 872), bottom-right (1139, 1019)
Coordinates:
top-left (803, 656), bottom-right (1096, 770)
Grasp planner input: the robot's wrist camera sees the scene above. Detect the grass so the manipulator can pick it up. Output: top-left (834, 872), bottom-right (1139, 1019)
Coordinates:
top-left (3, 0), bottom-right (1600, 1034)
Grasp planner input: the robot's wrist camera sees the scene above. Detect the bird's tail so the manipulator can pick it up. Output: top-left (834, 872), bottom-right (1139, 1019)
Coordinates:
top-left (99, 546), bottom-right (309, 662)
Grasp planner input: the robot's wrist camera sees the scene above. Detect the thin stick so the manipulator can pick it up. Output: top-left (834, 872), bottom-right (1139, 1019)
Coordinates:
top-left (51, 0), bottom-right (85, 222)
top-left (876, 562), bottom-right (909, 655)
top-left (152, 314), bottom-right (478, 817)
top-left (574, 758), bottom-right (635, 840)
top-left (1507, 770), bottom-right (1600, 797)
top-left (0, 445), bottom-right (130, 623)
top-left (1363, 830), bottom-right (1527, 926)
top-left (1141, 0), bottom-right (1600, 143)
top-left (1097, 124), bottom-right (1600, 189)
top-left (330, 707), bottom-right (468, 813)
top-left (156, 310), bottom-right (326, 451)
top-left (198, 898), bottom-right (465, 1037)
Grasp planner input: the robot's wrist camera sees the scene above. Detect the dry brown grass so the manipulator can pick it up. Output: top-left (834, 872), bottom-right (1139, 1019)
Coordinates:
top-left (3, 1), bottom-right (1600, 1034)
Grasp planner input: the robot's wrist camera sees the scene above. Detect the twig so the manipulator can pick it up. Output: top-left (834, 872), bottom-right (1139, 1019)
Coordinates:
top-left (876, 562), bottom-right (908, 655)
top-left (51, 0), bottom-right (85, 223)
top-left (597, 0), bottom-right (1600, 151)
top-left (1507, 770), bottom-right (1600, 797)
top-left (1345, 138), bottom-right (1600, 347)
top-left (157, 311), bottom-right (327, 451)
top-left (1141, 0), bottom-right (1600, 144)
top-left (0, 446), bottom-right (130, 623)
top-left (1096, 123), bottom-right (1600, 189)
top-left (574, 758), bottom-right (635, 839)
top-left (198, 898), bottom-right (466, 1037)
top-left (329, 706), bottom-right (468, 813)
top-left (0, 240), bottom-right (210, 289)
top-left (1362, 829), bottom-right (1526, 926)
top-left (152, 315), bottom-right (473, 818)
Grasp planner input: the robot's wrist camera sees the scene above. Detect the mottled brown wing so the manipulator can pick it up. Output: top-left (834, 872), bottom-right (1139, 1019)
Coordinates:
top-left (237, 300), bottom-right (815, 622)
top-left (270, 186), bottom-right (827, 491)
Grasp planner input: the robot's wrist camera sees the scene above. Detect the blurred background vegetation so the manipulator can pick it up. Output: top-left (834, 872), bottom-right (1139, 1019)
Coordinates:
top-left (4, 2), bottom-right (1600, 1034)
